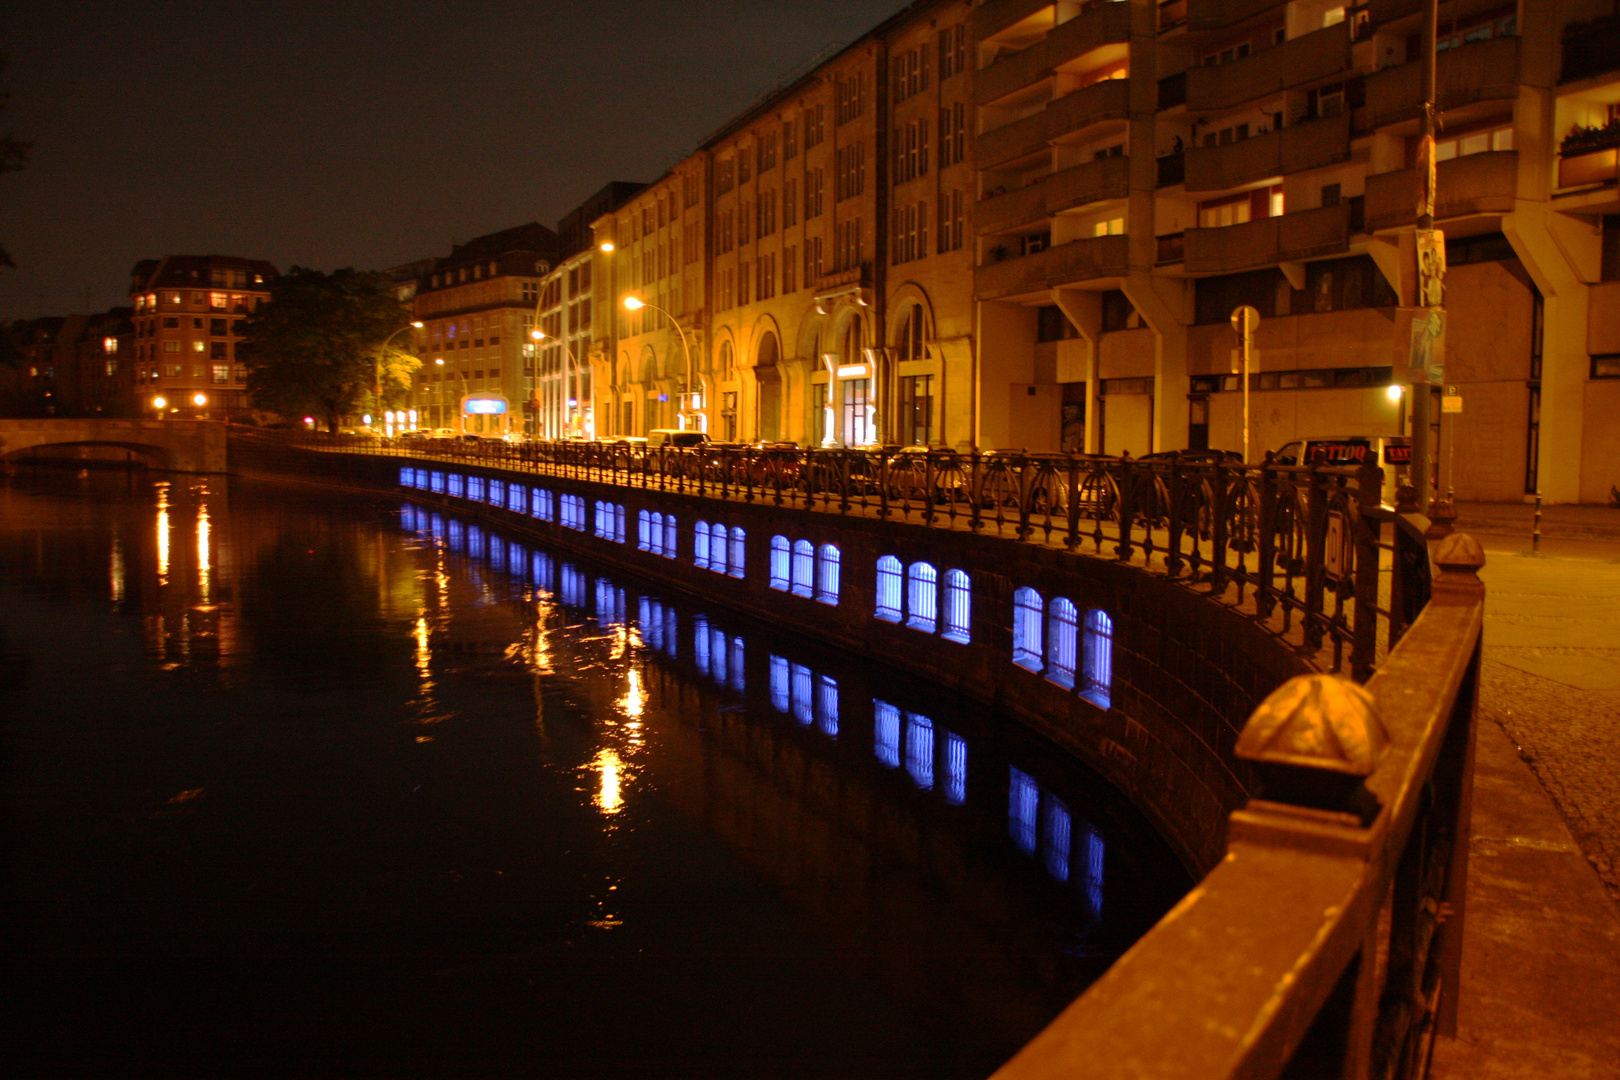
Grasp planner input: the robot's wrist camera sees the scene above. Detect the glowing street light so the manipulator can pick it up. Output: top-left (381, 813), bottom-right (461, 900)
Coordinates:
top-left (623, 296), bottom-right (698, 431)
top-left (598, 241), bottom-right (615, 254)
top-left (192, 393), bottom-right (208, 407)
top-left (151, 395), bottom-right (167, 417)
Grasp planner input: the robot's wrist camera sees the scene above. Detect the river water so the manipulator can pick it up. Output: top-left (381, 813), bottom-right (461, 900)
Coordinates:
top-left (0, 468), bottom-right (1189, 1079)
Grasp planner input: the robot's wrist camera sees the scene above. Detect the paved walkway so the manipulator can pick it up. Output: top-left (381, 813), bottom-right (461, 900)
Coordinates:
top-left (1431, 508), bottom-right (1620, 1078)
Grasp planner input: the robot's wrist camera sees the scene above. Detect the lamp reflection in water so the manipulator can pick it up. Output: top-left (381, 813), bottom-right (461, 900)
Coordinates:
top-left (196, 498), bottom-right (211, 605)
top-left (591, 747), bottom-right (627, 815)
top-left (109, 536), bottom-right (125, 602)
top-left (155, 481), bottom-right (171, 585)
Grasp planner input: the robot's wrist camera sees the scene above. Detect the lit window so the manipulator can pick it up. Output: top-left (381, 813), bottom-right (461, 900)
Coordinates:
top-left (815, 544), bottom-right (840, 604)
top-left (694, 521), bottom-right (711, 568)
top-left (1083, 609), bottom-right (1114, 708)
top-left (791, 540), bottom-right (814, 597)
top-left (637, 509), bottom-right (652, 550)
top-left (492, 480), bottom-right (507, 506)
top-left (468, 475), bottom-right (486, 502)
top-left (770, 535), bottom-right (791, 589)
top-left (662, 514), bottom-right (677, 558)
top-left (211, 365), bottom-right (229, 384)
top-left (1047, 598), bottom-right (1080, 689)
top-left (875, 555), bottom-right (903, 622)
top-left (103, 337), bottom-right (118, 353)
top-left (709, 522), bottom-right (728, 575)
top-left (192, 341), bottom-right (205, 352)
top-left (941, 569), bottom-right (971, 643)
top-left (1013, 587), bottom-right (1044, 671)
top-left (729, 528), bottom-right (746, 579)
top-left (906, 562), bottom-right (938, 633)
top-left (210, 292), bottom-right (228, 309)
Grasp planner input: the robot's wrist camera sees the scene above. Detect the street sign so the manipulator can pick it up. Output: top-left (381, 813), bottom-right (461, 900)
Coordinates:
top-left (1442, 394), bottom-right (1462, 414)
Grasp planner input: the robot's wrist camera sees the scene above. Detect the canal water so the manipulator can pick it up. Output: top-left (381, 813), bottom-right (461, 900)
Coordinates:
top-left (0, 469), bottom-right (1190, 1079)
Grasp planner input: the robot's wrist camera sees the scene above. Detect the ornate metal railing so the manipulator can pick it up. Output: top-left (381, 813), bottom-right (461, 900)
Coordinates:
top-left (271, 433), bottom-right (1432, 681)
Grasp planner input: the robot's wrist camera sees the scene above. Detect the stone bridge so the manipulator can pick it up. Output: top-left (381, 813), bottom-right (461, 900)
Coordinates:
top-left (0, 418), bottom-right (227, 473)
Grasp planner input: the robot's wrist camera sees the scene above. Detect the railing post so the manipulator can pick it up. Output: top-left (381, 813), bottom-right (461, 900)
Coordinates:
top-left (879, 451), bottom-right (892, 520)
top-left (1066, 455), bottom-right (1081, 551)
top-left (1351, 460), bottom-right (1382, 681)
top-left (1165, 456), bottom-right (1186, 577)
top-left (838, 452), bottom-right (851, 515)
top-left (1304, 465), bottom-right (1329, 651)
top-left (1114, 458), bottom-right (1136, 562)
top-left (969, 452), bottom-right (984, 532)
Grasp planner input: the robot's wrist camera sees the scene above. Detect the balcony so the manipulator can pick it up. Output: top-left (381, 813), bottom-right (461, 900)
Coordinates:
top-left (977, 79), bottom-right (1131, 168)
top-left (1186, 0), bottom-right (1285, 33)
top-left (1590, 281), bottom-right (1620, 356)
top-left (1558, 146), bottom-right (1619, 189)
top-left (1184, 113), bottom-right (1352, 192)
top-left (976, 1), bottom-right (1131, 105)
top-left (1561, 16), bottom-right (1620, 84)
top-left (971, 0), bottom-right (1054, 47)
top-left (1186, 23), bottom-right (1352, 112)
top-left (1183, 202), bottom-right (1351, 274)
top-left (975, 233), bottom-right (1130, 299)
top-left (978, 155), bottom-right (1132, 233)
top-left (1363, 151), bottom-right (1519, 231)
top-left (1360, 36), bottom-right (1520, 130)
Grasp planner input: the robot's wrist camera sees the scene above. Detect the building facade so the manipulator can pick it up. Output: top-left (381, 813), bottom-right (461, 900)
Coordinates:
top-left (127, 256), bottom-right (277, 421)
top-left (410, 223), bottom-right (558, 433)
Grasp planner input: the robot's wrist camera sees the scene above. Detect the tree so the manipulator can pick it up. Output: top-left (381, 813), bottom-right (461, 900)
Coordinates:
top-left (1, 55), bottom-right (33, 270)
top-left (238, 267), bottom-right (419, 432)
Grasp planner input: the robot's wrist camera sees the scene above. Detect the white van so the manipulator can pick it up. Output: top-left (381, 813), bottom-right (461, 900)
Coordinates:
top-left (1271, 435), bottom-right (1412, 506)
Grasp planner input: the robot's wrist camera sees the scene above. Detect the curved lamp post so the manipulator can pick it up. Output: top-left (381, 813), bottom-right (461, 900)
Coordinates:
top-left (434, 357), bottom-right (471, 432)
top-left (375, 321), bottom-right (424, 420)
top-left (531, 328), bottom-right (584, 438)
top-left (623, 296), bottom-right (698, 432)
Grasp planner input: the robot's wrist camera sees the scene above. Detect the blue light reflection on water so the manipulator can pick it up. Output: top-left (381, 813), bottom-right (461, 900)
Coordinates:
top-left (403, 499), bottom-right (1124, 915)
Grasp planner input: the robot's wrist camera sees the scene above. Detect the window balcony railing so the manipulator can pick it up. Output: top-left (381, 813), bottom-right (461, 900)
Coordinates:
top-left (1363, 151), bottom-right (1519, 231)
top-left (1157, 152), bottom-right (1186, 187)
top-left (976, 0), bottom-right (1131, 106)
top-left (1185, 0), bottom-right (1285, 33)
top-left (1184, 112), bottom-right (1352, 192)
top-left (1186, 22), bottom-right (1352, 112)
top-left (975, 233), bottom-right (1130, 299)
top-left (1360, 35), bottom-right (1520, 131)
top-left (977, 79), bottom-right (1131, 168)
top-left (970, 0), bottom-right (1053, 49)
top-left (978, 155), bottom-right (1132, 233)
top-left (1183, 202), bottom-right (1351, 274)
top-left (1558, 145), bottom-right (1619, 189)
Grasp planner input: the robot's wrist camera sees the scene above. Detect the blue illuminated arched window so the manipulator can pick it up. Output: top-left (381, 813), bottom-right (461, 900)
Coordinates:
top-left (770, 536), bottom-right (791, 590)
top-left (637, 510), bottom-right (651, 550)
top-left (906, 562), bottom-right (938, 633)
top-left (709, 522), bottom-right (729, 575)
top-left (490, 478), bottom-right (505, 505)
top-left (1047, 598), bottom-right (1079, 689)
top-left (1083, 609), bottom-right (1113, 708)
top-left (662, 514), bottom-right (677, 559)
top-left (647, 512), bottom-right (664, 555)
top-left (875, 555), bottom-right (903, 622)
top-left (694, 521), bottom-right (710, 568)
top-left (728, 528), bottom-right (746, 579)
top-left (792, 540), bottom-right (814, 597)
top-left (1013, 587), bottom-right (1044, 671)
top-left (816, 544), bottom-right (840, 605)
top-left (941, 569), bottom-right (971, 643)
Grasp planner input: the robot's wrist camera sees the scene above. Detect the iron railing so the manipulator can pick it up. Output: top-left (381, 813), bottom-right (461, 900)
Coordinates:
top-left (269, 433), bottom-right (1432, 681)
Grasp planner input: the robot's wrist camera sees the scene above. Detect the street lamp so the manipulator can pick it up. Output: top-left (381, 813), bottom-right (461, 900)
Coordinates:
top-left (623, 296), bottom-right (698, 431)
top-left (374, 321), bottom-right (424, 422)
top-left (531, 328), bottom-right (583, 438)
top-left (151, 395), bottom-right (167, 419)
top-left (435, 357), bottom-right (471, 432)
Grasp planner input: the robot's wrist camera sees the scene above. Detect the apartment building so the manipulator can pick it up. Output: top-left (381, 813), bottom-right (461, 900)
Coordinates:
top-left (410, 223), bottom-right (557, 433)
top-left (970, 0), bottom-right (1618, 502)
top-left (2, 309), bottom-right (135, 418)
top-left (128, 255), bottom-right (277, 421)
top-left (532, 247), bottom-right (595, 438)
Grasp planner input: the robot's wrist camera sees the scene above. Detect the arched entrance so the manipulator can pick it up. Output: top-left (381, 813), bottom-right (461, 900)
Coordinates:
top-left (755, 331), bottom-right (781, 442)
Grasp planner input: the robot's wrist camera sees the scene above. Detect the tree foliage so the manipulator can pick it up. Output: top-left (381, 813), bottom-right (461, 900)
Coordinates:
top-left (1, 55), bottom-right (34, 270)
top-left (238, 267), bottom-right (419, 431)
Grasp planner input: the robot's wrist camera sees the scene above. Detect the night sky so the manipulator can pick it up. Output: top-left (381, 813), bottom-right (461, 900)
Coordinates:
top-left (0, 0), bottom-right (905, 320)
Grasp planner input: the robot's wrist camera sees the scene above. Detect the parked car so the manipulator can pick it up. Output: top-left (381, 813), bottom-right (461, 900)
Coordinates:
top-left (646, 429), bottom-right (709, 449)
top-left (1271, 435), bottom-right (1411, 506)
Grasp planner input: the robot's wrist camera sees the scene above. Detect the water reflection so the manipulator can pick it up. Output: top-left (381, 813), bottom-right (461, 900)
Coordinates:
top-left (0, 474), bottom-right (1188, 1080)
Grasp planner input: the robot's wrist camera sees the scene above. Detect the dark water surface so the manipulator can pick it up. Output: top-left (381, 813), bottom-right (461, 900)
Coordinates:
top-left (0, 470), bottom-right (1189, 1079)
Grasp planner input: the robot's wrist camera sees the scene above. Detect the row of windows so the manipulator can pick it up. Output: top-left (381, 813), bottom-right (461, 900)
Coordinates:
top-left (593, 501), bottom-right (627, 543)
top-left (1012, 589), bottom-right (1114, 708)
top-left (769, 536), bottom-right (841, 604)
top-left (876, 557), bottom-right (971, 643)
top-left (875, 699), bottom-right (966, 803)
top-left (694, 521), bottom-right (747, 578)
top-left (637, 509), bottom-right (679, 557)
top-left (401, 471), bottom-right (1115, 711)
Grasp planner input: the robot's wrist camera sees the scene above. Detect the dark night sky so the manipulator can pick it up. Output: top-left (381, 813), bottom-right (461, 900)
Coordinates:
top-left (0, 0), bottom-right (905, 320)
